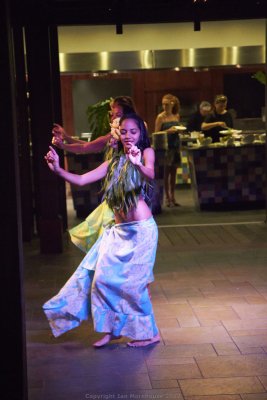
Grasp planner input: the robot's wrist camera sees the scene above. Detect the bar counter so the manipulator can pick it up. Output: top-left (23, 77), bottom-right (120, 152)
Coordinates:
top-left (186, 143), bottom-right (266, 211)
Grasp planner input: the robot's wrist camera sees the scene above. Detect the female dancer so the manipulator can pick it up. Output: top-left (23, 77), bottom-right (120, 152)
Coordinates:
top-left (43, 113), bottom-right (160, 348)
top-left (53, 96), bottom-right (138, 254)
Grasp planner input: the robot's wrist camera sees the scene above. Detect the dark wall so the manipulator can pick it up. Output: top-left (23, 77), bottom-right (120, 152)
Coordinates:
top-left (224, 72), bottom-right (265, 118)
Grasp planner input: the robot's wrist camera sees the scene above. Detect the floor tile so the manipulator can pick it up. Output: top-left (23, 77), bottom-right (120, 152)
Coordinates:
top-left (151, 379), bottom-right (179, 388)
top-left (185, 396), bottom-right (241, 400)
top-left (179, 377), bottom-right (265, 396)
top-left (196, 354), bottom-right (267, 377)
top-left (25, 191), bottom-right (267, 399)
top-left (148, 362), bottom-right (201, 380)
top-left (231, 304), bottom-right (267, 320)
top-left (212, 343), bottom-right (241, 356)
top-left (160, 326), bottom-right (233, 345)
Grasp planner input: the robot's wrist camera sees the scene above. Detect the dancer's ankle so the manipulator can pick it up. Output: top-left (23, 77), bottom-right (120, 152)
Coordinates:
top-left (93, 333), bottom-right (122, 348)
top-left (127, 334), bottom-right (160, 348)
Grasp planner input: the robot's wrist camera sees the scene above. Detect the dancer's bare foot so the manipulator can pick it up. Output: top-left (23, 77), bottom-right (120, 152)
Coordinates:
top-left (127, 334), bottom-right (160, 348)
top-left (93, 334), bottom-right (122, 348)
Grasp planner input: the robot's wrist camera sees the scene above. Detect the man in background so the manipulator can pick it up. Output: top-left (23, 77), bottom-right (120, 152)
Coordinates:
top-left (187, 101), bottom-right (212, 132)
top-left (201, 95), bottom-right (233, 143)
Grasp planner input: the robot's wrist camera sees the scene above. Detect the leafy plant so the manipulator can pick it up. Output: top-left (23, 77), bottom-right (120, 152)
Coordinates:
top-left (252, 71), bottom-right (266, 85)
top-left (86, 98), bottom-right (112, 141)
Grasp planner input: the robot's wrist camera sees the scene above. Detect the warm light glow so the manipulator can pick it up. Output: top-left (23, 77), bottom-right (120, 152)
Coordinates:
top-left (59, 53), bottom-right (66, 71)
top-left (188, 48), bottom-right (195, 67)
top-left (140, 50), bottom-right (153, 69)
top-left (100, 51), bottom-right (109, 70)
top-left (232, 46), bottom-right (238, 65)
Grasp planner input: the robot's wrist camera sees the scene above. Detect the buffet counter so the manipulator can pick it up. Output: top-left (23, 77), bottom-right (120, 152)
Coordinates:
top-left (186, 142), bottom-right (266, 211)
top-left (66, 152), bottom-right (104, 218)
top-left (68, 131), bottom-right (266, 216)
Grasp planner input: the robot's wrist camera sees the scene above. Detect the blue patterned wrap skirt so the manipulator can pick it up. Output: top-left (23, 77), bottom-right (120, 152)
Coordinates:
top-left (43, 217), bottom-right (159, 339)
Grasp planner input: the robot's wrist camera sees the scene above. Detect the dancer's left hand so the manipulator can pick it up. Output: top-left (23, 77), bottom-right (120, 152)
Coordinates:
top-left (127, 145), bottom-right (142, 166)
top-left (110, 118), bottom-right (120, 141)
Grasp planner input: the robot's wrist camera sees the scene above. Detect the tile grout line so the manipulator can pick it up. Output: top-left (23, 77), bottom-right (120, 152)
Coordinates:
top-left (158, 221), bottom-right (265, 228)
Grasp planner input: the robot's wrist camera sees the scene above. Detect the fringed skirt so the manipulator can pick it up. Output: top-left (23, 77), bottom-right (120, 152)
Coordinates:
top-left (43, 217), bottom-right (158, 340)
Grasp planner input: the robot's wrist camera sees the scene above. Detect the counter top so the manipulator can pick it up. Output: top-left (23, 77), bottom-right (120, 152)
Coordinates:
top-left (185, 141), bottom-right (265, 151)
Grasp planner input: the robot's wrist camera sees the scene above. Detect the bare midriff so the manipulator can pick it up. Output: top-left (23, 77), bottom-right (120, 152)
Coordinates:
top-left (114, 197), bottom-right (152, 224)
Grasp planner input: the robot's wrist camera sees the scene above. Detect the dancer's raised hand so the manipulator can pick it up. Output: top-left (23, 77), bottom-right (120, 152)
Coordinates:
top-left (127, 144), bottom-right (142, 166)
top-left (52, 135), bottom-right (64, 149)
top-left (44, 146), bottom-right (60, 173)
top-left (52, 123), bottom-right (66, 139)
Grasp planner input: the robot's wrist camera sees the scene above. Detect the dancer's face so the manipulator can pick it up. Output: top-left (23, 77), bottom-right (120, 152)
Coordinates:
top-left (120, 119), bottom-right (141, 151)
top-left (110, 104), bottom-right (123, 121)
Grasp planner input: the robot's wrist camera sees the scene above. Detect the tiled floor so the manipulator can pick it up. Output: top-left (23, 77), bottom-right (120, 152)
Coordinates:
top-left (24, 188), bottom-right (267, 400)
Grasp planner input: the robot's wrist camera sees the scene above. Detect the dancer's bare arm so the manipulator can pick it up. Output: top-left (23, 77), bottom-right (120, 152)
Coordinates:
top-left (45, 146), bottom-right (109, 186)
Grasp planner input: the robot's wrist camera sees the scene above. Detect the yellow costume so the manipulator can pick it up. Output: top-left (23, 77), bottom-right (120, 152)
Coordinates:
top-left (69, 200), bottom-right (114, 253)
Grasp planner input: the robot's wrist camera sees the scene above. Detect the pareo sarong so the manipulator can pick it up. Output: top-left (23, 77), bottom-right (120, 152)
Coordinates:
top-left (43, 217), bottom-right (158, 340)
top-left (69, 201), bottom-right (114, 253)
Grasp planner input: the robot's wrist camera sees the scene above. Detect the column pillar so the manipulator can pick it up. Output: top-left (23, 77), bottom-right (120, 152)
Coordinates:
top-left (0, 1), bottom-right (28, 398)
top-left (24, 23), bottom-right (67, 253)
top-left (13, 25), bottom-right (35, 242)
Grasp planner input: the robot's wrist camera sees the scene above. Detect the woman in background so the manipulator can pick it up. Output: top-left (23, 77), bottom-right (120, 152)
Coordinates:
top-left (155, 93), bottom-right (181, 207)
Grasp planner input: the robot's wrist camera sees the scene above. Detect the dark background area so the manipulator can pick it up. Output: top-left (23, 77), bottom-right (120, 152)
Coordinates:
top-left (224, 72), bottom-right (265, 118)
top-left (72, 79), bottom-right (132, 134)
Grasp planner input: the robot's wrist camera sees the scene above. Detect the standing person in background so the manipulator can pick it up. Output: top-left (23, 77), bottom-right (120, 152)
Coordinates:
top-left (43, 113), bottom-right (160, 348)
top-left (154, 93), bottom-right (181, 208)
top-left (187, 101), bottom-right (212, 132)
top-left (201, 94), bottom-right (233, 143)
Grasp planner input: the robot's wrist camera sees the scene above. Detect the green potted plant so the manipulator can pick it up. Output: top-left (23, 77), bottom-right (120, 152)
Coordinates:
top-left (86, 98), bottom-right (112, 141)
top-left (252, 71), bottom-right (266, 123)
top-left (252, 71), bottom-right (266, 85)
top-left (68, 98), bottom-right (112, 217)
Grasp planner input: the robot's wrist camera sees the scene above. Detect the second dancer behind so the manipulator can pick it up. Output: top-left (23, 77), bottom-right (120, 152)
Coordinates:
top-left (43, 113), bottom-right (160, 348)
top-left (52, 96), bottom-right (137, 154)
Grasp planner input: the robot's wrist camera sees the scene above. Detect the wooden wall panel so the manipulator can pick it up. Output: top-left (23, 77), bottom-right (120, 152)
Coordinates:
top-left (60, 75), bottom-right (75, 136)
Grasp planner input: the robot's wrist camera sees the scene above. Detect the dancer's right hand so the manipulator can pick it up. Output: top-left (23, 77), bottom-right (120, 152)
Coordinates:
top-left (52, 123), bottom-right (67, 140)
top-left (52, 135), bottom-right (64, 149)
top-left (44, 146), bottom-right (60, 173)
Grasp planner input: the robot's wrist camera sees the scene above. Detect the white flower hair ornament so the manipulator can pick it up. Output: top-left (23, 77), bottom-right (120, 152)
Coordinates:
top-left (110, 117), bottom-right (121, 141)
